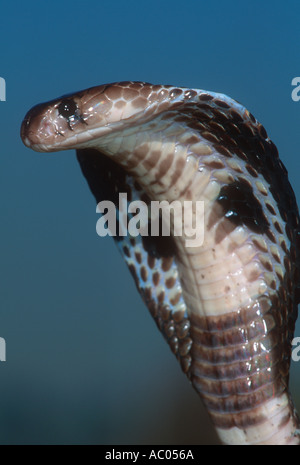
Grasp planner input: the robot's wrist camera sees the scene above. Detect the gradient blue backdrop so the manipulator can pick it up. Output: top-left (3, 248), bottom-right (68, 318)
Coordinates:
top-left (0, 0), bottom-right (299, 444)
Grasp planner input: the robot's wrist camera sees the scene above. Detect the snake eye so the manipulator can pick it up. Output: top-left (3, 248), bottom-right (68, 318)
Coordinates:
top-left (58, 99), bottom-right (77, 119)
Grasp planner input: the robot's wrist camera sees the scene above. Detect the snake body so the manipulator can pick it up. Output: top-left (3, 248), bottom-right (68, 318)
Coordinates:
top-left (21, 81), bottom-right (300, 445)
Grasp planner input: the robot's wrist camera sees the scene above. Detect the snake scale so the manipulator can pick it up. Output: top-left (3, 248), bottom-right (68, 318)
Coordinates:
top-left (21, 81), bottom-right (300, 445)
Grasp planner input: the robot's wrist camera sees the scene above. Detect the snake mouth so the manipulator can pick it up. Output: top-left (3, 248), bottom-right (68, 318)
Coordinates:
top-left (21, 117), bottom-right (119, 153)
top-left (20, 102), bottom-right (59, 151)
top-left (21, 115), bottom-right (37, 149)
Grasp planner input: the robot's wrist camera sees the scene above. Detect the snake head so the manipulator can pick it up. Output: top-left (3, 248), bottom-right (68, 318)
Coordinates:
top-left (21, 84), bottom-right (112, 152)
top-left (20, 82), bottom-right (173, 153)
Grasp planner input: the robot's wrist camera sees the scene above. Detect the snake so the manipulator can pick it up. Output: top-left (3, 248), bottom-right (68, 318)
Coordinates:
top-left (21, 81), bottom-right (300, 445)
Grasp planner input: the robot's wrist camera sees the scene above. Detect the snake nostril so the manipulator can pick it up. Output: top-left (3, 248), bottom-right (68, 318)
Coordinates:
top-left (21, 117), bottom-right (29, 141)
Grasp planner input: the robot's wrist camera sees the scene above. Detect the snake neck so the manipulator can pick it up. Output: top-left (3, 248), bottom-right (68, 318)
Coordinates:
top-left (91, 112), bottom-right (300, 445)
top-left (91, 113), bottom-right (287, 318)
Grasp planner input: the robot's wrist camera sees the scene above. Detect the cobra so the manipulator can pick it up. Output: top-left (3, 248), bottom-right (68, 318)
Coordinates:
top-left (21, 81), bottom-right (300, 445)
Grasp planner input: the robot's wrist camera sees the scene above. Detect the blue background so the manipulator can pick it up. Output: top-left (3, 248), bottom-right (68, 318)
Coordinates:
top-left (0, 0), bottom-right (300, 444)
